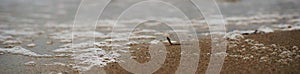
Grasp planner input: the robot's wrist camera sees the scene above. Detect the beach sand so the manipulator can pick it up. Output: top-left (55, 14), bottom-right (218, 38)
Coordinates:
top-left (99, 30), bottom-right (300, 74)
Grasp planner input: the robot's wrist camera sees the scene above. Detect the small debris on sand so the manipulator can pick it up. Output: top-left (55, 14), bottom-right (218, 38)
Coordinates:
top-left (166, 37), bottom-right (173, 45)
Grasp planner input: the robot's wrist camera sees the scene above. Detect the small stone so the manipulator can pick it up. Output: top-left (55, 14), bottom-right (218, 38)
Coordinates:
top-left (267, 48), bottom-right (273, 52)
top-left (104, 58), bottom-right (110, 60)
top-left (250, 46), bottom-right (259, 50)
top-left (287, 25), bottom-right (292, 28)
top-left (130, 56), bottom-right (137, 59)
top-left (296, 55), bottom-right (300, 59)
top-left (292, 46), bottom-right (298, 50)
top-left (270, 44), bottom-right (277, 47)
top-left (243, 57), bottom-right (250, 60)
top-left (250, 55), bottom-right (254, 58)
top-left (99, 54), bottom-right (104, 57)
top-left (279, 51), bottom-right (293, 58)
top-left (240, 45), bottom-right (244, 47)
top-left (260, 56), bottom-right (268, 62)
top-left (207, 53), bottom-right (211, 55)
top-left (242, 48), bottom-right (246, 51)
top-left (271, 52), bottom-right (277, 55)
top-left (260, 56), bottom-right (268, 60)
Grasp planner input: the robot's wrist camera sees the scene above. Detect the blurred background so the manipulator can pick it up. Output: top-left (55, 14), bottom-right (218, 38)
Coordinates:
top-left (0, 0), bottom-right (299, 24)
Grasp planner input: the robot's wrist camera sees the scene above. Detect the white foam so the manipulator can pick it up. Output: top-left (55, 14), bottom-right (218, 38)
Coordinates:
top-left (94, 42), bottom-right (122, 48)
top-left (24, 61), bottom-right (36, 66)
top-left (129, 35), bottom-right (156, 40)
top-left (0, 46), bottom-right (52, 57)
top-left (53, 42), bottom-right (96, 53)
top-left (72, 48), bottom-right (119, 71)
top-left (162, 40), bottom-right (178, 44)
top-left (0, 35), bottom-right (4, 41)
top-left (59, 39), bottom-right (72, 43)
top-left (104, 38), bottom-right (127, 43)
top-left (149, 40), bottom-right (160, 44)
top-left (66, 42), bottom-right (94, 49)
top-left (225, 31), bottom-right (244, 40)
top-left (226, 17), bottom-right (250, 21)
top-left (50, 41), bottom-right (123, 71)
top-left (52, 48), bottom-right (74, 53)
top-left (201, 32), bottom-right (226, 36)
top-left (0, 30), bottom-right (37, 36)
top-left (271, 25), bottom-right (300, 31)
top-left (238, 30), bottom-right (255, 34)
top-left (133, 29), bottom-right (157, 34)
top-left (288, 18), bottom-right (300, 23)
top-left (50, 31), bottom-right (104, 40)
top-left (126, 41), bottom-right (139, 46)
top-left (272, 24), bottom-right (291, 28)
top-left (258, 26), bottom-right (274, 33)
top-left (288, 26), bottom-right (300, 30)
top-left (27, 43), bottom-right (36, 47)
top-left (2, 40), bottom-right (22, 45)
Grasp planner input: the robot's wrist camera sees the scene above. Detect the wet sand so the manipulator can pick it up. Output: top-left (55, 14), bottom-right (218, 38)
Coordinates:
top-left (101, 30), bottom-right (300, 74)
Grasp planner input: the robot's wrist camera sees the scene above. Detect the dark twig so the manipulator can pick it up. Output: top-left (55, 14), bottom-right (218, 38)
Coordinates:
top-left (166, 37), bottom-right (173, 45)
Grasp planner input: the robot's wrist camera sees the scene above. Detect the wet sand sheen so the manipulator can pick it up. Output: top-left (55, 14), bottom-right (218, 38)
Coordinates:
top-left (49, 30), bottom-right (300, 74)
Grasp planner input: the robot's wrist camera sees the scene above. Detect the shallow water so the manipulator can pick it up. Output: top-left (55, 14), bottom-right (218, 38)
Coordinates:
top-left (0, 0), bottom-right (299, 24)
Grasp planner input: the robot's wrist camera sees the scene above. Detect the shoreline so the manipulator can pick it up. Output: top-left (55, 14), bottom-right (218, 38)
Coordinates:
top-left (99, 30), bottom-right (300, 74)
top-left (1, 29), bottom-right (299, 74)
